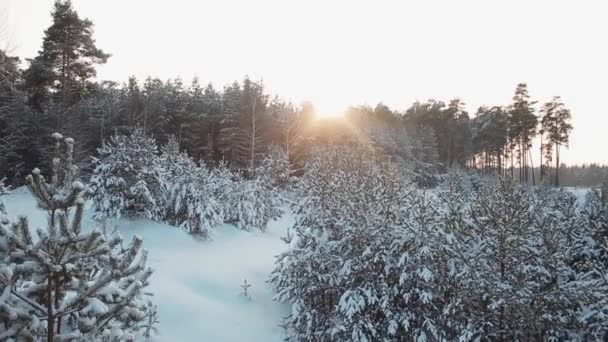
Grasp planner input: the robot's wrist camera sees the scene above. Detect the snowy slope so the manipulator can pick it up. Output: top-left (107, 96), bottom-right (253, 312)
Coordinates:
top-left (4, 189), bottom-right (292, 342)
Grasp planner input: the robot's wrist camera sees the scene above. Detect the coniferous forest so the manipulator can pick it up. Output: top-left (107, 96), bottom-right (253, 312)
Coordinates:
top-left (1, 1), bottom-right (607, 341)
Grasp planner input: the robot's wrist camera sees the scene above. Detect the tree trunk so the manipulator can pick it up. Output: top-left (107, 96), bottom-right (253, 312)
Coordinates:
top-left (249, 97), bottom-right (258, 177)
top-left (100, 114), bottom-right (106, 148)
top-left (47, 278), bottom-right (55, 342)
top-left (498, 151), bottom-right (502, 175)
top-left (519, 141), bottom-right (524, 183)
top-left (555, 143), bottom-right (560, 187)
top-left (447, 134), bottom-right (452, 167)
top-left (284, 130), bottom-right (290, 163)
top-left (207, 132), bottom-right (214, 161)
top-left (511, 149), bottom-right (515, 179)
top-left (524, 142), bottom-right (529, 184)
top-left (47, 210), bottom-right (57, 341)
top-left (529, 148), bottom-right (535, 187)
top-left (540, 134), bottom-right (544, 182)
top-left (250, 117), bottom-right (255, 176)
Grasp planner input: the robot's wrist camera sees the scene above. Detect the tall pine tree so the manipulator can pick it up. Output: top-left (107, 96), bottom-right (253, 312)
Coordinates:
top-left (508, 83), bottom-right (537, 184)
top-left (540, 96), bottom-right (573, 187)
top-left (23, 0), bottom-right (109, 109)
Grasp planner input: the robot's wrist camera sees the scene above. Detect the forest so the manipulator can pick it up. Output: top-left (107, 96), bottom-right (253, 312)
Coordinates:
top-left (1, 1), bottom-right (608, 341)
top-left (0, 3), bottom-right (606, 189)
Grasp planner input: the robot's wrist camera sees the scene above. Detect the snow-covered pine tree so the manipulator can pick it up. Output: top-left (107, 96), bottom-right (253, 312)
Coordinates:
top-left (206, 160), bottom-right (236, 205)
top-left (584, 182), bottom-right (608, 246)
top-left (256, 145), bottom-right (291, 190)
top-left (219, 78), bottom-right (269, 175)
top-left (221, 146), bottom-right (285, 232)
top-left (0, 133), bottom-right (155, 341)
top-left (332, 155), bottom-right (412, 341)
top-left (530, 187), bottom-right (598, 340)
top-left (224, 173), bottom-right (282, 232)
top-left (434, 170), bottom-right (481, 340)
top-left (271, 146), bottom-right (348, 340)
top-left (160, 137), bottom-right (224, 237)
top-left (448, 178), bottom-right (604, 340)
top-left (408, 125), bottom-right (440, 188)
top-left (573, 182), bottom-right (608, 338)
top-left (274, 164), bottom-right (608, 341)
top-left (385, 189), bottom-right (451, 341)
top-left (461, 179), bottom-right (542, 338)
top-left (90, 128), bottom-right (165, 221)
top-left (271, 144), bottom-right (412, 341)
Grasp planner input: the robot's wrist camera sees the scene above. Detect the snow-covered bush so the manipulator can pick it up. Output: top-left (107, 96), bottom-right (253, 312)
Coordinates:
top-left (90, 131), bottom-right (283, 236)
top-left (224, 173), bottom-right (283, 232)
top-left (256, 145), bottom-right (292, 190)
top-left (439, 167), bottom-right (479, 197)
top-left (408, 125), bottom-right (440, 188)
top-left (90, 128), bottom-right (165, 221)
top-left (161, 138), bottom-right (225, 237)
top-left (583, 182), bottom-right (608, 235)
top-left (0, 134), bottom-right (156, 341)
top-left (222, 148), bottom-right (285, 232)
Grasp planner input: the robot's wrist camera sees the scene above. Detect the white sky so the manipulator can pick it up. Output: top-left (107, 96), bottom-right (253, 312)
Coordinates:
top-left (2, 0), bottom-right (607, 164)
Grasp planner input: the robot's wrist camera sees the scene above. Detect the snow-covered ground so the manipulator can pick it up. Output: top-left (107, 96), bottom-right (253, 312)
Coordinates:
top-left (3, 186), bottom-right (593, 340)
top-left (565, 186), bottom-right (592, 205)
top-left (4, 188), bottom-right (292, 342)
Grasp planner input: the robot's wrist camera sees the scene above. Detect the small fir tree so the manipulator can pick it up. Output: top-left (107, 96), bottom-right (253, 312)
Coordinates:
top-left (90, 128), bottom-right (165, 221)
top-left (161, 138), bottom-right (225, 236)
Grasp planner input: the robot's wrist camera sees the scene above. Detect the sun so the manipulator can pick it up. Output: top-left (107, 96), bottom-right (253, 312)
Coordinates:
top-left (314, 111), bottom-right (345, 120)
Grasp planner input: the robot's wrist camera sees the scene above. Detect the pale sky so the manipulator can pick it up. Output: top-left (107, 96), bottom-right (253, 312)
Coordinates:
top-left (1, 0), bottom-right (607, 164)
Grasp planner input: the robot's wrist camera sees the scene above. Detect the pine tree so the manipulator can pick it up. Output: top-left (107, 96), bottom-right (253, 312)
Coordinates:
top-left (0, 133), bottom-right (155, 341)
top-left (181, 80), bottom-right (224, 162)
top-left (270, 100), bottom-right (310, 171)
top-left (220, 78), bottom-right (269, 175)
top-left (161, 136), bottom-right (225, 237)
top-left (434, 170), bottom-right (481, 339)
top-left (139, 77), bottom-right (171, 139)
top-left (540, 96), bottom-right (573, 187)
top-left (224, 173), bottom-right (282, 232)
top-left (444, 98), bottom-right (472, 167)
top-left (82, 83), bottom-right (124, 151)
top-left (0, 51), bottom-right (37, 182)
top-left (388, 191), bottom-right (450, 341)
top-left (120, 76), bottom-right (145, 130)
top-left (508, 83), bottom-right (538, 184)
top-left (0, 50), bottom-right (20, 112)
top-left (403, 99), bottom-right (472, 171)
top-left (407, 125), bottom-right (439, 187)
top-left (90, 128), bottom-right (165, 221)
top-left (346, 106), bottom-right (414, 165)
top-left (581, 182), bottom-right (608, 271)
top-left (23, 0), bottom-right (110, 108)
top-left (471, 106), bottom-right (508, 174)
top-left (271, 144), bottom-right (412, 341)
top-left (255, 145), bottom-right (291, 190)
top-left (273, 161), bottom-right (608, 341)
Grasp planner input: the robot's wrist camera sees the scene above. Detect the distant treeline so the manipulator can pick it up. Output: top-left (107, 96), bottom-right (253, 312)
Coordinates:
top-left (499, 164), bottom-right (608, 187)
top-left (0, 0), bottom-right (599, 188)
